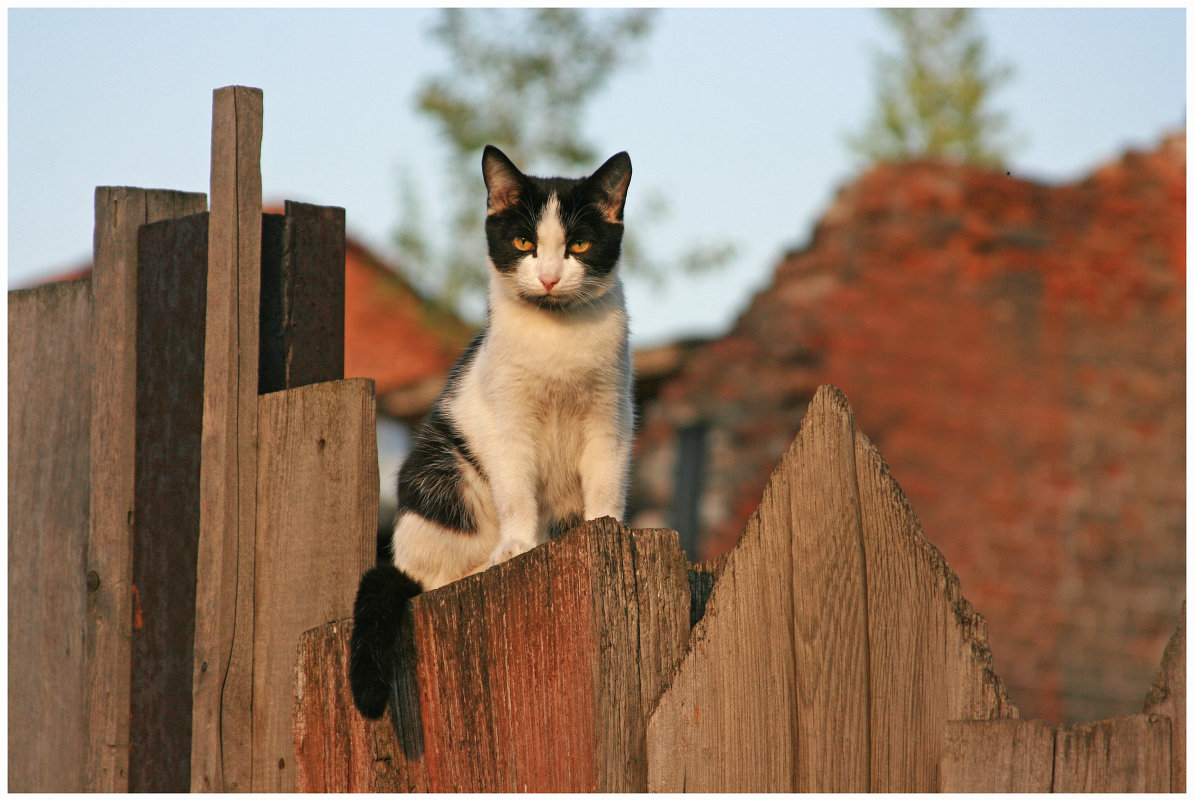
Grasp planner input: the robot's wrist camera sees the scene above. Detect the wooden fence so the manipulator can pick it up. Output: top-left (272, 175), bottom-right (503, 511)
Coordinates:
top-left (293, 386), bottom-right (1184, 793)
top-left (8, 85), bottom-right (1184, 793)
top-left (8, 86), bottom-right (375, 792)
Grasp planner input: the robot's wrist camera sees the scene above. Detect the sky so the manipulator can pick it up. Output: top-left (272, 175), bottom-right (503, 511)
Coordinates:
top-left (7, 7), bottom-right (1187, 347)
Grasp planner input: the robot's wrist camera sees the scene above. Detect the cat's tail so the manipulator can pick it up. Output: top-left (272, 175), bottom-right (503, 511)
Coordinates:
top-left (349, 563), bottom-right (422, 719)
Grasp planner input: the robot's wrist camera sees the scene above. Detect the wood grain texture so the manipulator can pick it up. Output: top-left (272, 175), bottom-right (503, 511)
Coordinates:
top-left (412, 519), bottom-right (691, 792)
top-left (7, 280), bottom-right (93, 792)
top-left (787, 386), bottom-right (870, 792)
top-left (1142, 601), bottom-right (1185, 792)
top-left (87, 186), bottom-right (207, 792)
top-left (854, 431), bottom-right (1018, 791)
top-left (648, 386), bottom-right (1020, 793)
top-left (252, 378), bottom-right (378, 792)
top-left (1053, 713), bottom-right (1171, 792)
top-left (258, 201), bottom-right (346, 394)
top-left (939, 719), bottom-right (1055, 792)
top-left (648, 385), bottom-right (868, 792)
top-left (191, 85), bottom-right (263, 793)
top-left (293, 619), bottom-right (424, 792)
top-left (129, 214), bottom-right (209, 792)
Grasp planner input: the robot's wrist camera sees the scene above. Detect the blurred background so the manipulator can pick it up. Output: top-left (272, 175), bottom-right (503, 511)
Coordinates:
top-left (9, 8), bottom-right (1185, 727)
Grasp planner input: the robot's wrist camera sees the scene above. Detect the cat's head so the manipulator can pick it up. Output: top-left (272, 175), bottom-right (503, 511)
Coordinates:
top-left (482, 146), bottom-right (631, 311)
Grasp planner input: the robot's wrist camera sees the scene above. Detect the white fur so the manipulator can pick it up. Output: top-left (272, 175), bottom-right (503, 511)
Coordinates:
top-left (392, 192), bottom-right (632, 588)
top-left (460, 274), bottom-right (631, 560)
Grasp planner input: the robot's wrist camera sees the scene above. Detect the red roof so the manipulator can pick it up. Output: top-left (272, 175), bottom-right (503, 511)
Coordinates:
top-left (341, 237), bottom-right (473, 398)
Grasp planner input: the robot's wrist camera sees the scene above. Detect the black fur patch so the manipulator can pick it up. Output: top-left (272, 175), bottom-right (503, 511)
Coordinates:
top-left (396, 407), bottom-right (481, 533)
top-left (395, 332), bottom-right (486, 534)
top-left (547, 512), bottom-right (584, 541)
top-left (349, 564), bottom-right (422, 719)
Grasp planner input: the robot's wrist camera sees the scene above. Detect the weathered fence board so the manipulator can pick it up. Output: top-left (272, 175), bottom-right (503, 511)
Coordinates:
top-left (940, 719), bottom-right (1055, 791)
top-left (294, 619), bottom-right (423, 792)
top-left (1053, 713), bottom-right (1171, 792)
top-left (129, 213), bottom-right (210, 791)
top-left (1143, 601), bottom-right (1185, 792)
top-left (940, 607), bottom-right (1184, 792)
top-left (8, 279), bottom-right (93, 792)
top-left (252, 378), bottom-right (377, 792)
top-left (191, 85), bottom-right (264, 793)
top-left (645, 386), bottom-right (1017, 793)
top-left (855, 431), bottom-right (1018, 791)
top-left (259, 201), bottom-right (346, 394)
top-left (417, 519), bottom-right (691, 792)
top-left (787, 387), bottom-right (871, 792)
top-left (295, 520), bottom-right (692, 792)
top-left (87, 186), bottom-right (207, 792)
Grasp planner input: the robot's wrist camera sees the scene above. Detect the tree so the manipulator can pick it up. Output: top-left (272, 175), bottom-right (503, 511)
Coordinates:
top-left (394, 8), bottom-right (733, 313)
top-left (850, 8), bottom-right (1017, 167)
top-left (394, 9), bottom-right (650, 308)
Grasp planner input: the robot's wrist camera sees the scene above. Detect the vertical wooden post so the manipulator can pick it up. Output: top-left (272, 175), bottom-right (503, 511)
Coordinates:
top-left (87, 187), bottom-right (206, 792)
top-left (259, 201), bottom-right (346, 394)
top-left (129, 213), bottom-right (210, 791)
top-left (8, 280), bottom-right (94, 792)
top-left (191, 85), bottom-right (263, 793)
top-left (252, 378), bottom-right (378, 792)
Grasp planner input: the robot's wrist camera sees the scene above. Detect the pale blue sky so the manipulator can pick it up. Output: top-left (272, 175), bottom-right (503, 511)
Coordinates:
top-left (7, 7), bottom-right (1186, 345)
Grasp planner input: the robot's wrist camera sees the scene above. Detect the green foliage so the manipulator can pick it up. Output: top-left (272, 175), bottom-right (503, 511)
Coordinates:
top-left (850, 8), bottom-right (1017, 167)
top-left (394, 8), bottom-right (734, 314)
top-left (393, 9), bottom-right (651, 308)
top-left (418, 8), bottom-right (652, 172)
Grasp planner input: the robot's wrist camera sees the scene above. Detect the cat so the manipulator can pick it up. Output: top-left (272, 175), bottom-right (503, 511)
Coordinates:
top-left (350, 145), bottom-right (634, 719)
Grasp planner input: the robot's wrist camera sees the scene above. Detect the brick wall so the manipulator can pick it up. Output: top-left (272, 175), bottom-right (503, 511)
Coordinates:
top-left (630, 132), bottom-right (1185, 724)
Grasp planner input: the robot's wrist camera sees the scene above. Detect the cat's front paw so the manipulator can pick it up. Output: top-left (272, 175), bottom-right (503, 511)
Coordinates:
top-left (487, 538), bottom-right (534, 568)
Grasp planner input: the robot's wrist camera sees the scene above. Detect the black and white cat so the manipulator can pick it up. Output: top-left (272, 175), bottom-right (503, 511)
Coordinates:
top-left (350, 145), bottom-right (634, 719)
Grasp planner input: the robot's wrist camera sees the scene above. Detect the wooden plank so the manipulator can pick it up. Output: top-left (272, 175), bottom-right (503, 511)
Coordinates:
top-left (259, 201), bottom-right (346, 394)
top-left (854, 431), bottom-right (1017, 791)
top-left (939, 719), bottom-right (1055, 792)
top-left (1053, 713), bottom-right (1171, 792)
top-left (592, 525), bottom-right (692, 791)
top-left (128, 214), bottom-right (209, 791)
top-left (647, 385), bottom-right (869, 792)
top-left (7, 280), bottom-right (93, 792)
top-left (414, 520), bottom-right (691, 791)
top-left (252, 378), bottom-right (378, 792)
top-left (87, 186), bottom-right (206, 792)
top-left (786, 386), bottom-right (870, 792)
top-left (191, 84), bottom-right (263, 793)
top-left (1142, 601), bottom-right (1185, 792)
top-left (293, 619), bottom-right (425, 792)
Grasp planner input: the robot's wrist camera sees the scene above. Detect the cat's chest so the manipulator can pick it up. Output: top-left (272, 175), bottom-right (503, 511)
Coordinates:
top-left (486, 305), bottom-right (627, 387)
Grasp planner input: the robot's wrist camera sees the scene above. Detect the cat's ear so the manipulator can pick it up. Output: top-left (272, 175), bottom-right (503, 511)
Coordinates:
top-left (588, 152), bottom-right (632, 223)
top-left (482, 145), bottom-right (524, 215)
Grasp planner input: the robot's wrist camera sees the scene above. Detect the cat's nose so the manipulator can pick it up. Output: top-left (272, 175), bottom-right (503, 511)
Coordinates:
top-left (540, 276), bottom-right (559, 292)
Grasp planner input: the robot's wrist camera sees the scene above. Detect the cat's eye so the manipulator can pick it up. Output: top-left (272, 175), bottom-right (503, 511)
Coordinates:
top-left (513, 237), bottom-right (535, 252)
top-left (569, 240), bottom-right (591, 254)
